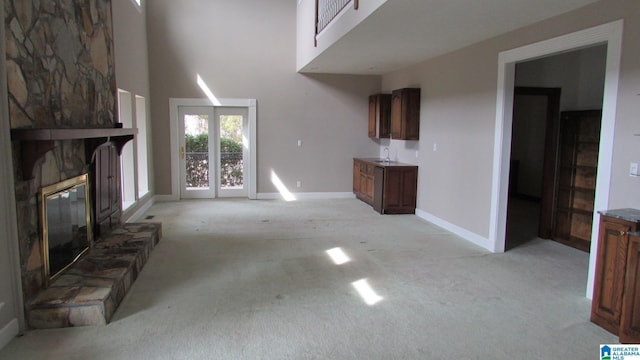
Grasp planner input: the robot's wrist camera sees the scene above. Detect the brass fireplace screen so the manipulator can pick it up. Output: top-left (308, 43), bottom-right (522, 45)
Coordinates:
top-left (39, 174), bottom-right (92, 285)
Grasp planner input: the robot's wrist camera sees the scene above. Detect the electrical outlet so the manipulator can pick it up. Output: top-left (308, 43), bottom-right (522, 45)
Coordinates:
top-left (433, 143), bottom-right (437, 152)
top-left (296, 180), bottom-right (301, 188)
top-left (631, 163), bottom-right (639, 176)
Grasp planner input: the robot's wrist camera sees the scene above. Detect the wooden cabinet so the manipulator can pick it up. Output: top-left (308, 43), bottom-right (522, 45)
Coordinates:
top-left (552, 110), bottom-right (601, 252)
top-left (591, 210), bottom-right (640, 343)
top-left (92, 143), bottom-right (121, 236)
top-left (383, 167), bottom-right (418, 214)
top-left (368, 94), bottom-right (391, 139)
top-left (353, 158), bottom-right (418, 214)
top-left (621, 232), bottom-right (640, 343)
top-left (390, 88), bottom-right (420, 140)
top-left (354, 160), bottom-right (375, 205)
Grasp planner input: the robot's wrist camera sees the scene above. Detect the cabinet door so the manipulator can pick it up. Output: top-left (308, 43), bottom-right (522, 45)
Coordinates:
top-left (364, 165), bottom-right (375, 204)
top-left (95, 144), bottom-right (113, 222)
top-left (390, 88), bottom-right (420, 140)
top-left (368, 95), bottom-right (391, 139)
top-left (591, 217), bottom-right (632, 335)
top-left (620, 233), bottom-right (640, 343)
top-left (368, 96), bottom-right (377, 138)
top-left (373, 166), bottom-right (384, 213)
top-left (390, 91), bottom-right (402, 139)
top-left (383, 167), bottom-right (418, 213)
top-left (353, 160), bottom-right (361, 194)
top-left (109, 144), bottom-right (119, 212)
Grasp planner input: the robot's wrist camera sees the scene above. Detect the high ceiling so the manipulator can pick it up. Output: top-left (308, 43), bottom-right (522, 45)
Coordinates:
top-left (301, 0), bottom-right (599, 75)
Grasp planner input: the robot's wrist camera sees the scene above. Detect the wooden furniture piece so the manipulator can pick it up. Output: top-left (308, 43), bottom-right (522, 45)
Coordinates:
top-left (552, 110), bottom-right (601, 252)
top-left (92, 143), bottom-right (121, 236)
top-left (353, 158), bottom-right (418, 214)
top-left (591, 209), bottom-right (640, 343)
top-left (621, 231), bottom-right (640, 343)
top-left (368, 94), bottom-right (391, 139)
top-left (390, 88), bottom-right (420, 140)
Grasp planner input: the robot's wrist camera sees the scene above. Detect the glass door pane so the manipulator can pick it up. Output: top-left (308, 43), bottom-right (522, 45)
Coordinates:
top-left (217, 107), bottom-right (248, 197)
top-left (179, 106), bottom-right (216, 199)
top-left (185, 114), bottom-right (210, 190)
top-left (219, 115), bottom-right (243, 190)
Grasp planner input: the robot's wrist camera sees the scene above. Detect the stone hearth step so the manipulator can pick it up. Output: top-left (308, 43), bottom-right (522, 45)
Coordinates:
top-left (28, 223), bottom-right (162, 329)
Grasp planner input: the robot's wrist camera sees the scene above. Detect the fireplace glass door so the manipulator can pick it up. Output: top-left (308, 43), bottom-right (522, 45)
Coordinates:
top-left (40, 174), bottom-right (92, 285)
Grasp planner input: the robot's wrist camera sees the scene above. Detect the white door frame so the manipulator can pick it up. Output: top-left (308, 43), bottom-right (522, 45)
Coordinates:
top-left (178, 105), bottom-right (217, 199)
top-left (490, 20), bottom-right (624, 298)
top-left (169, 98), bottom-right (257, 200)
top-left (215, 106), bottom-right (249, 198)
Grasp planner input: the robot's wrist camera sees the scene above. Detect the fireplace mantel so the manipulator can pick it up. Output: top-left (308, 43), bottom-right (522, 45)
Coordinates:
top-left (11, 128), bottom-right (137, 179)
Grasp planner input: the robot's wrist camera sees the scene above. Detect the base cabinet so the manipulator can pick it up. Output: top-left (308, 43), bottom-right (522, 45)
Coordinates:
top-left (353, 158), bottom-right (417, 214)
top-left (591, 210), bottom-right (640, 343)
top-left (92, 143), bottom-right (121, 237)
top-left (621, 233), bottom-right (640, 343)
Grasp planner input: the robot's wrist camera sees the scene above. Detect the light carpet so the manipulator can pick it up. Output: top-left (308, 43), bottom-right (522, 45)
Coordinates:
top-left (0, 198), bottom-right (616, 359)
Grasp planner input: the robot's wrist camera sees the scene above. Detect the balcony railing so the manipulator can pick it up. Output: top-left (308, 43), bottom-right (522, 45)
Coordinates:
top-left (185, 152), bottom-right (243, 188)
top-left (315, 0), bottom-right (358, 44)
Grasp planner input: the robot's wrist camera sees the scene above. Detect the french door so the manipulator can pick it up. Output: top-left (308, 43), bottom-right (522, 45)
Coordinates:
top-left (178, 106), bottom-right (248, 199)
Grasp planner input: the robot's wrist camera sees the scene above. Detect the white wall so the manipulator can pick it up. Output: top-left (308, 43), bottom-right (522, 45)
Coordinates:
top-left (148, 0), bottom-right (381, 196)
top-left (382, 0), bottom-right (640, 239)
top-left (112, 0), bottom-right (154, 217)
top-left (516, 45), bottom-right (607, 111)
top-left (0, 0), bottom-right (23, 346)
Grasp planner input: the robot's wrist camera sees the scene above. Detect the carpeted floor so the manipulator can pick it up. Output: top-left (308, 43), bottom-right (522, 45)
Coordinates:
top-left (0, 198), bottom-right (616, 359)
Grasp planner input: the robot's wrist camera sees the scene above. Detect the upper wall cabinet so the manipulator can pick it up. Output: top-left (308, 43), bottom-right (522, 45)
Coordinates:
top-left (369, 94), bottom-right (391, 139)
top-left (391, 88), bottom-right (421, 140)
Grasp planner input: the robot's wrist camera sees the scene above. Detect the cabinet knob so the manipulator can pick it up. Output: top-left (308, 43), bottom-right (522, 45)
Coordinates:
top-left (620, 230), bottom-right (627, 236)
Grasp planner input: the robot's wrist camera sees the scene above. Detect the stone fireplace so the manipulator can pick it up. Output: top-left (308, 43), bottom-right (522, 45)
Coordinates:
top-left (5, 0), bottom-right (160, 328)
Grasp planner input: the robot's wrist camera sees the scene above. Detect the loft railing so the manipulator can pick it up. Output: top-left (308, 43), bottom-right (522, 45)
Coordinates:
top-left (315, 0), bottom-right (358, 45)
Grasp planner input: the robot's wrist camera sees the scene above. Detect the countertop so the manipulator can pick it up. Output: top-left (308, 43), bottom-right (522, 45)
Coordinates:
top-left (598, 208), bottom-right (640, 223)
top-left (354, 158), bottom-right (418, 168)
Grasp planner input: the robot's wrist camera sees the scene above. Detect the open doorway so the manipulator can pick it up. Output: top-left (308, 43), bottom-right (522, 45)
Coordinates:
top-left (506, 45), bottom-right (607, 251)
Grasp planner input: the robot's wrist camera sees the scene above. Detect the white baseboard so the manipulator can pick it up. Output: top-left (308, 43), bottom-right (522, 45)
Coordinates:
top-left (415, 209), bottom-right (492, 252)
top-left (0, 318), bottom-right (19, 351)
top-left (257, 192), bottom-right (356, 200)
top-left (155, 193), bottom-right (356, 201)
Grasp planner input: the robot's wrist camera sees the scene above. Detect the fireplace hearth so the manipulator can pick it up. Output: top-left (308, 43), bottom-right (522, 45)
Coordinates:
top-left (28, 223), bottom-right (162, 328)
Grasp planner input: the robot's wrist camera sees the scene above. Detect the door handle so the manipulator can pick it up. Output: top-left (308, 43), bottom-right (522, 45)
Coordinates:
top-left (180, 146), bottom-right (185, 160)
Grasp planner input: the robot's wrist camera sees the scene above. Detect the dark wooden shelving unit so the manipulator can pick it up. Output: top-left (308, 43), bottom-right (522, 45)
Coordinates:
top-left (11, 127), bottom-right (136, 179)
top-left (551, 110), bottom-right (601, 252)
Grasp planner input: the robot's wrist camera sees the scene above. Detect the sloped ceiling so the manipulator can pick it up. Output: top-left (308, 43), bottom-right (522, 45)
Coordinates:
top-left (301, 0), bottom-right (600, 75)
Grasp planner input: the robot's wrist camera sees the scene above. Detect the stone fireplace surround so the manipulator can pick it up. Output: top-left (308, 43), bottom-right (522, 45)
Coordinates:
top-left (10, 129), bottom-right (162, 328)
top-left (5, 0), bottom-right (161, 328)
